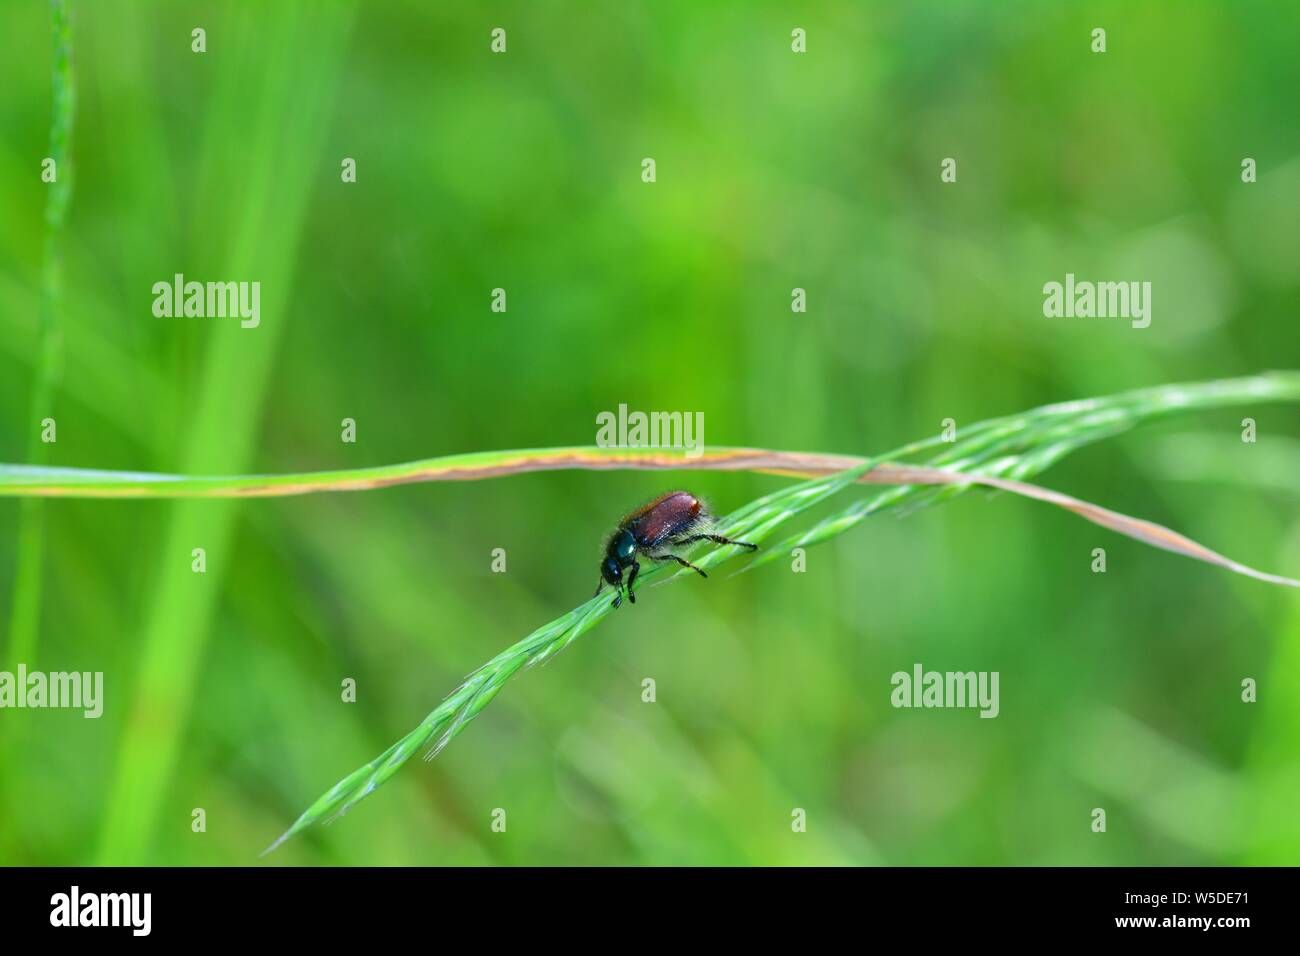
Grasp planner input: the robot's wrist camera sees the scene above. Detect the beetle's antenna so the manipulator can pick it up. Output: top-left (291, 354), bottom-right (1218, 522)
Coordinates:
top-left (593, 580), bottom-right (604, 598)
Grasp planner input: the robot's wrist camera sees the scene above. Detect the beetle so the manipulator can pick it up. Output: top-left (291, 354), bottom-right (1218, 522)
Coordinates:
top-left (595, 490), bottom-right (757, 608)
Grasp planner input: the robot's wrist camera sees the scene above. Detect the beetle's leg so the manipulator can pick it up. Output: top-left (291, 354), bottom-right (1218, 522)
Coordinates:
top-left (646, 553), bottom-right (708, 578)
top-left (594, 579), bottom-right (604, 598)
top-left (673, 533), bottom-right (758, 551)
top-left (612, 589), bottom-right (622, 609)
top-left (626, 561), bottom-right (640, 604)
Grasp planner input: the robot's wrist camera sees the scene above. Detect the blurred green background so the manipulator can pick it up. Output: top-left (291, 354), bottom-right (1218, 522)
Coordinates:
top-left (1, 0), bottom-right (1299, 865)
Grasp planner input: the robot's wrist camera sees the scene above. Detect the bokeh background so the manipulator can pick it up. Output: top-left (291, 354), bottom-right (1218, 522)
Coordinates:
top-left (1, 0), bottom-right (1298, 865)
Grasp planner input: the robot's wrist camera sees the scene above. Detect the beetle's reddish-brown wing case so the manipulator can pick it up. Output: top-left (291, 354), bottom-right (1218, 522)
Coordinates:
top-left (625, 491), bottom-right (704, 548)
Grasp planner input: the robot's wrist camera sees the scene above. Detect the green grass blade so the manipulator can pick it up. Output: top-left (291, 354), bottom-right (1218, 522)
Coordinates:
top-left (92, 3), bottom-right (360, 865)
top-left (7, 0), bottom-right (75, 666)
top-left (3, 373), bottom-right (1297, 500)
top-left (261, 374), bottom-right (1300, 854)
